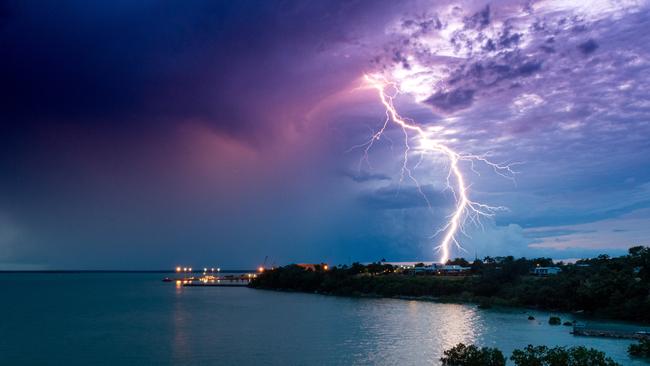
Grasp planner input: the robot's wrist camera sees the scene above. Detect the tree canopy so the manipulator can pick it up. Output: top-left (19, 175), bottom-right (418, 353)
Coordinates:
top-left (250, 246), bottom-right (650, 322)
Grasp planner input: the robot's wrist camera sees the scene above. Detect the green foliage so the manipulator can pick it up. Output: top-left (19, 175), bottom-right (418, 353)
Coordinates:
top-left (510, 345), bottom-right (548, 366)
top-left (440, 343), bottom-right (506, 366)
top-left (249, 246), bottom-right (650, 322)
top-left (628, 338), bottom-right (650, 358)
top-left (548, 316), bottom-right (561, 325)
top-left (510, 345), bottom-right (620, 366)
top-left (440, 344), bottom-right (619, 366)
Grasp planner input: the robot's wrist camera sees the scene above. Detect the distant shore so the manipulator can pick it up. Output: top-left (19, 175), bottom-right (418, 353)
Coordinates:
top-left (250, 247), bottom-right (650, 324)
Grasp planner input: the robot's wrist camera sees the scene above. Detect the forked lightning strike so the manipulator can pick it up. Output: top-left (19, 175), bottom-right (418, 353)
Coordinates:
top-left (359, 74), bottom-right (516, 264)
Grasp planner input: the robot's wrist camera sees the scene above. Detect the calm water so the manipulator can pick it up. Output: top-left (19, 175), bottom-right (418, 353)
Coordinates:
top-left (0, 273), bottom-right (647, 365)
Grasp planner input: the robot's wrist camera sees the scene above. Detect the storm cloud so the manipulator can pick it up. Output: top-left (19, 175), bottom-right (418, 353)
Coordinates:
top-left (1, 0), bottom-right (649, 268)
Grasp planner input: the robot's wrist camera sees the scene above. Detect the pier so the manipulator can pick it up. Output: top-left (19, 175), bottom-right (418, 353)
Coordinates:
top-left (165, 276), bottom-right (253, 287)
top-left (183, 282), bottom-right (249, 287)
top-left (573, 323), bottom-right (650, 340)
top-left (164, 266), bottom-right (260, 287)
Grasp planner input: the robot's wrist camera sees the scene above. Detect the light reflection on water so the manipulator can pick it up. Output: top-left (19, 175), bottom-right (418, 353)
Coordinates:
top-left (0, 273), bottom-right (647, 366)
top-left (347, 300), bottom-right (482, 364)
top-left (171, 286), bottom-right (190, 363)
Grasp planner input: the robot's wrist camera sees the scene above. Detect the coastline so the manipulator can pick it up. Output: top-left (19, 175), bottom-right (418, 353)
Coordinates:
top-left (250, 285), bottom-right (650, 331)
top-left (249, 251), bottom-right (650, 325)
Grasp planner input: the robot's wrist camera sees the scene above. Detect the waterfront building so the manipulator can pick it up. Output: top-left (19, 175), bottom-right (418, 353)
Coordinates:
top-left (296, 263), bottom-right (328, 271)
top-left (411, 263), bottom-right (471, 275)
top-left (533, 266), bottom-right (561, 276)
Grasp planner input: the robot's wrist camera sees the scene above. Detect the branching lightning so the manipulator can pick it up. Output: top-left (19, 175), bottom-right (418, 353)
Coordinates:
top-left (357, 74), bottom-right (517, 264)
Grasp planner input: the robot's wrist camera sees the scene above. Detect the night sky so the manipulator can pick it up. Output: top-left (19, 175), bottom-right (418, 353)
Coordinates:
top-left (1, 0), bottom-right (649, 269)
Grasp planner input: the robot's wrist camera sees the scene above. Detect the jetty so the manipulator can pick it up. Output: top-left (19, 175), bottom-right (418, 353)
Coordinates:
top-left (163, 265), bottom-right (261, 288)
top-left (573, 323), bottom-right (650, 340)
top-left (183, 282), bottom-right (248, 287)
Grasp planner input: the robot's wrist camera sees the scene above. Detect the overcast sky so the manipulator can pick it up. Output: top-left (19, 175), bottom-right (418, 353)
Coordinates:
top-left (1, 0), bottom-right (649, 269)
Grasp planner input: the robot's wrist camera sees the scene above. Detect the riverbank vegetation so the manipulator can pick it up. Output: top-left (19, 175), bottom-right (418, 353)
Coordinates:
top-left (441, 343), bottom-right (620, 366)
top-left (629, 339), bottom-right (650, 359)
top-left (250, 246), bottom-right (650, 323)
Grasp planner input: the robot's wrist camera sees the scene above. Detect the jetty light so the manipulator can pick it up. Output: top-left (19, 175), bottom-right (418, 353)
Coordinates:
top-left (176, 266), bottom-right (181, 272)
top-left (183, 267), bottom-right (187, 272)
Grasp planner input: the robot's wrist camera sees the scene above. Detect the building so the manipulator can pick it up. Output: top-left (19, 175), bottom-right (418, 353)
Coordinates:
top-left (412, 265), bottom-right (435, 274)
top-left (411, 263), bottom-right (471, 275)
top-left (533, 266), bottom-right (561, 276)
top-left (296, 263), bottom-right (328, 271)
top-left (436, 264), bottom-right (471, 273)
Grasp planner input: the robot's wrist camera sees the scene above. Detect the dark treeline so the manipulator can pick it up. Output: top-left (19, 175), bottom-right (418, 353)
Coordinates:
top-left (440, 343), bottom-right (621, 366)
top-left (250, 246), bottom-right (650, 323)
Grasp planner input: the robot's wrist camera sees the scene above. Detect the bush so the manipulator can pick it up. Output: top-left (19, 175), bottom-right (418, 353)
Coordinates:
top-left (548, 316), bottom-right (561, 325)
top-left (511, 345), bottom-right (620, 366)
top-left (628, 339), bottom-right (650, 358)
top-left (510, 345), bottom-right (548, 366)
top-left (440, 343), bottom-right (506, 366)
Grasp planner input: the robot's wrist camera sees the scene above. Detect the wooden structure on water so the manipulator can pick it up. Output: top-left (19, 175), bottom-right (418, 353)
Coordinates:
top-left (183, 283), bottom-right (249, 287)
top-left (573, 323), bottom-right (650, 340)
top-left (163, 272), bottom-right (256, 288)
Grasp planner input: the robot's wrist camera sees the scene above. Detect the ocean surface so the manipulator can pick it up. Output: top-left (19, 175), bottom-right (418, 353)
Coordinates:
top-left (0, 272), bottom-right (647, 365)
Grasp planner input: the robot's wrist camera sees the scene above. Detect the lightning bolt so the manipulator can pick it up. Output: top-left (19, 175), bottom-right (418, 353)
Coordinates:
top-left (358, 74), bottom-right (516, 264)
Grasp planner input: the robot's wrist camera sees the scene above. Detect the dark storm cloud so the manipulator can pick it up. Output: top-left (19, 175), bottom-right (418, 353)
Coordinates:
top-left (523, 228), bottom-right (597, 240)
top-left (343, 170), bottom-right (392, 183)
top-left (0, 0), bottom-right (397, 142)
top-left (502, 199), bottom-right (650, 228)
top-left (517, 60), bottom-right (542, 76)
top-left (424, 88), bottom-right (475, 112)
top-left (401, 15), bottom-right (443, 35)
top-left (464, 5), bottom-right (491, 30)
top-left (497, 27), bottom-right (522, 48)
top-left (2, 0), bottom-right (650, 268)
top-left (453, 56), bottom-right (543, 87)
top-left (0, 1), bottom-right (9, 26)
top-left (0, 0), bottom-right (414, 268)
top-left (380, 4), bottom-right (616, 115)
top-left (358, 185), bottom-right (450, 210)
top-left (423, 53), bottom-right (542, 113)
top-left (578, 39), bottom-right (599, 54)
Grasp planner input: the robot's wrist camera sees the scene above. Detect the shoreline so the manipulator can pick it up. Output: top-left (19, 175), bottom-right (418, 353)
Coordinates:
top-left (250, 286), bottom-right (650, 328)
top-left (250, 251), bottom-right (650, 325)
